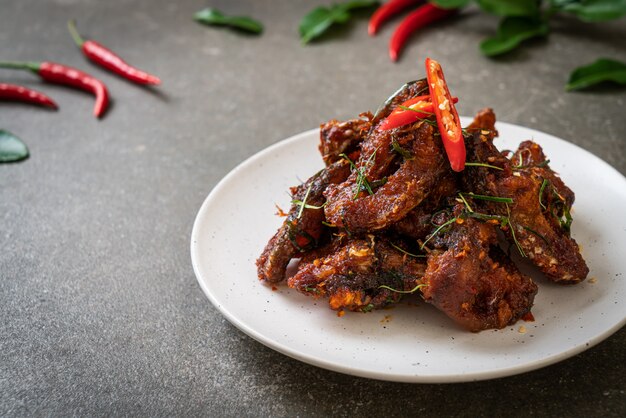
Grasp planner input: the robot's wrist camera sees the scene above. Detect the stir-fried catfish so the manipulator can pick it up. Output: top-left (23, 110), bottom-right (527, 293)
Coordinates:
top-left (256, 90), bottom-right (587, 331)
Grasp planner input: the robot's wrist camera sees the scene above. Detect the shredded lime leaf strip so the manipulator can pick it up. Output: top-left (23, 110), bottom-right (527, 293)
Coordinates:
top-left (465, 162), bottom-right (504, 171)
top-left (340, 148), bottom-right (380, 200)
top-left (194, 8), bottom-right (263, 34)
top-left (294, 184), bottom-right (313, 219)
top-left (538, 178), bottom-right (549, 210)
top-left (398, 105), bottom-right (435, 116)
top-left (304, 285), bottom-right (321, 294)
top-left (566, 58), bottom-right (626, 91)
top-left (421, 217), bottom-right (457, 250)
top-left (463, 192), bottom-right (514, 204)
top-left (0, 130), bottom-right (29, 163)
top-left (506, 203), bottom-right (526, 257)
top-left (391, 140), bottom-right (414, 160)
top-left (292, 185), bottom-right (326, 217)
top-left (361, 303), bottom-right (375, 312)
top-left (466, 212), bottom-right (503, 222)
top-left (390, 242), bottom-right (426, 258)
top-left (522, 225), bottom-right (549, 244)
top-left (457, 193), bottom-right (474, 213)
top-left (479, 16), bottom-right (549, 57)
top-left (465, 208), bottom-right (527, 258)
top-left (378, 284), bottom-right (427, 294)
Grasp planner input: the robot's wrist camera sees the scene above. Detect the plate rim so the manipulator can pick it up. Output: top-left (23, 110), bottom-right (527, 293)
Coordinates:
top-left (190, 121), bottom-right (626, 383)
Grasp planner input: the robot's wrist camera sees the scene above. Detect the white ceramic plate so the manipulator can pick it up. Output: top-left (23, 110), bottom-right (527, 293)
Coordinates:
top-left (191, 119), bottom-right (626, 383)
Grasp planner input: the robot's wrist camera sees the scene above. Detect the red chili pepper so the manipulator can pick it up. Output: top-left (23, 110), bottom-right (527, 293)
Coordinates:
top-left (68, 20), bottom-right (161, 86)
top-left (0, 61), bottom-right (109, 118)
top-left (389, 4), bottom-right (458, 62)
top-left (368, 0), bottom-right (423, 36)
top-left (0, 83), bottom-right (58, 109)
top-left (378, 94), bottom-right (458, 131)
top-left (425, 57), bottom-right (465, 172)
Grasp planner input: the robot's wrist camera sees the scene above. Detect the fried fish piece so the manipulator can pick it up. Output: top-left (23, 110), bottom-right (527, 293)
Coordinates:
top-left (319, 116), bottom-right (370, 166)
top-left (421, 209), bottom-right (538, 332)
top-left (324, 122), bottom-right (450, 232)
top-left (289, 235), bottom-right (425, 311)
top-left (462, 109), bottom-right (588, 283)
top-left (256, 159), bottom-right (351, 283)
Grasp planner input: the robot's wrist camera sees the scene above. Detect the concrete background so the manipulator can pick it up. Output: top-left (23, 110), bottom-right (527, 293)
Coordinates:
top-left (1, 0), bottom-right (624, 416)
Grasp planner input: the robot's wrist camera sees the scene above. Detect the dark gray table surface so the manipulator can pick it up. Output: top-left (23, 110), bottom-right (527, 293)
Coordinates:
top-left (1, 1), bottom-right (625, 416)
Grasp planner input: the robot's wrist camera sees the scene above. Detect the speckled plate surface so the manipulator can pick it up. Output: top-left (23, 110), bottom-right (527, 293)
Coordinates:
top-left (191, 120), bottom-right (626, 383)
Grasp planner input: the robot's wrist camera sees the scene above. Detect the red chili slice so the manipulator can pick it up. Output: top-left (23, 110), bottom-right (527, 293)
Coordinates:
top-left (378, 94), bottom-right (459, 131)
top-left (425, 57), bottom-right (465, 172)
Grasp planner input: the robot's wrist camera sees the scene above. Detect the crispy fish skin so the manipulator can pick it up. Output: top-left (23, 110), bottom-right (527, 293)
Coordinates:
top-left (288, 235), bottom-right (425, 311)
top-left (324, 122), bottom-right (449, 232)
top-left (463, 110), bottom-right (588, 284)
top-left (256, 160), bottom-right (351, 283)
top-left (319, 116), bottom-right (371, 166)
top-left (256, 101), bottom-right (588, 331)
top-left (422, 212), bottom-right (538, 332)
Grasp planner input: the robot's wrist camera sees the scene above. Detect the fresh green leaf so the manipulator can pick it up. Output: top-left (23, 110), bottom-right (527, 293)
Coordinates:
top-left (299, 0), bottom-right (379, 44)
top-left (555, 0), bottom-right (626, 22)
top-left (299, 7), bottom-right (347, 43)
top-left (0, 130), bottom-right (29, 163)
top-left (476, 0), bottom-right (540, 16)
top-left (194, 8), bottom-right (263, 34)
top-left (480, 16), bottom-right (549, 56)
top-left (566, 58), bottom-right (626, 90)
top-left (429, 0), bottom-right (471, 8)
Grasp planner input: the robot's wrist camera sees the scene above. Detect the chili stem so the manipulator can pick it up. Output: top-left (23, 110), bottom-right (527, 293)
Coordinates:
top-left (67, 19), bottom-right (85, 47)
top-left (0, 61), bottom-right (40, 73)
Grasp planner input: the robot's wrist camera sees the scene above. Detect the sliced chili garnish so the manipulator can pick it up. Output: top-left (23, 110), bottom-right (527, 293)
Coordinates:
top-left (368, 0), bottom-right (424, 36)
top-left (378, 94), bottom-right (458, 131)
top-left (425, 57), bottom-right (465, 172)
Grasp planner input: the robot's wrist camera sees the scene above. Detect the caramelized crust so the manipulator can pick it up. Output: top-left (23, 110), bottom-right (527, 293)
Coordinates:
top-left (256, 102), bottom-right (587, 331)
top-left (289, 235), bottom-right (425, 312)
top-left (463, 112), bottom-right (588, 283)
top-left (422, 211), bottom-right (538, 332)
top-left (319, 117), bottom-right (371, 166)
top-left (256, 160), bottom-right (351, 283)
top-left (324, 122), bottom-right (450, 232)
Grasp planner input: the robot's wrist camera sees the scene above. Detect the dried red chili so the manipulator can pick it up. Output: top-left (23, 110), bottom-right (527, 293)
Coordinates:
top-left (0, 61), bottom-right (109, 118)
top-left (389, 4), bottom-right (458, 61)
top-left (0, 83), bottom-right (58, 109)
top-left (68, 20), bottom-right (161, 86)
top-left (425, 57), bottom-right (465, 172)
top-left (368, 0), bottom-right (423, 36)
top-left (378, 94), bottom-right (458, 131)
